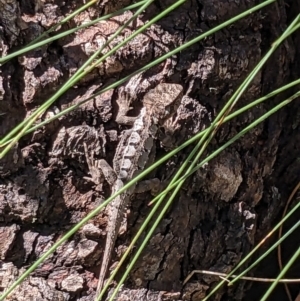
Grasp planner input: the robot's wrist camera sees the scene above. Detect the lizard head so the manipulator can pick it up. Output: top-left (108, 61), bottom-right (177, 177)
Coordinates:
top-left (143, 83), bottom-right (183, 125)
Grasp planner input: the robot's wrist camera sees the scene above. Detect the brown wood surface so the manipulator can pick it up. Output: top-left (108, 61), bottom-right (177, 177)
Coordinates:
top-left (0, 0), bottom-right (300, 300)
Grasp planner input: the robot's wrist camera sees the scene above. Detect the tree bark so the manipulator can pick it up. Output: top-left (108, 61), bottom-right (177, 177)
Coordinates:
top-left (0, 0), bottom-right (299, 300)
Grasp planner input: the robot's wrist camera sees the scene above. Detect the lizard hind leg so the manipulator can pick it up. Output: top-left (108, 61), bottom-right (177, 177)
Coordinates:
top-left (135, 178), bottom-right (161, 195)
top-left (97, 159), bottom-right (117, 186)
top-left (84, 143), bottom-right (117, 187)
top-left (83, 142), bottom-right (103, 185)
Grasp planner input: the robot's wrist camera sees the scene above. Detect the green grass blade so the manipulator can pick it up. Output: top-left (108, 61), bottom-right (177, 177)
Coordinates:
top-left (1, 85), bottom-right (297, 301)
top-left (154, 91), bottom-right (299, 211)
top-left (0, 0), bottom-right (163, 155)
top-left (107, 182), bottom-right (182, 301)
top-left (228, 217), bottom-right (300, 286)
top-left (0, 0), bottom-right (274, 156)
top-left (2, 76), bottom-right (299, 149)
top-left (108, 90), bottom-right (298, 301)
top-left (95, 75), bottom-right (300, 297)
top-left (0, 0), bottom-right (184, 158)
top-left (0, 1), bottom-right (291, 299)
top-left (150, 14), bottom-right (300, 205)
top-left (0, 0), bottom-right (148, 64)
top-left (0, 197), bottom-right (106, 300)
top-left (0, 0), bottom-right (150, 146)
top-left (260, 246), bottom-right (300, 301)
top-left (200, 91), bottom-right (300, 301)
top-left (27, 0), bottom-right (99, 46)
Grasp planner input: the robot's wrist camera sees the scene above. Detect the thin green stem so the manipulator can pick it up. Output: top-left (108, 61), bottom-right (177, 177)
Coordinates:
top-left (108, 89), bottom-right (297, 301)
top-left (261, 247), bottom-right (300, 301)
top-left (2, 77), bottom-right (299, 148)
top-left (0, 0), bottom-right (275, 156)
top-left (0, 0), bottom-right (175, 158)
top-left (27, 0), bottom-right (98, 46)
top-left (228, 218), bottom-right (300, 286)
top-left (0, 0), bottom-right (148, 64)
top-left (96, 78), bottom-right (300, 298)
top-left (0, 0), bottom-right (151, 147)
top-left (150, 91), bottom-right (299, 208)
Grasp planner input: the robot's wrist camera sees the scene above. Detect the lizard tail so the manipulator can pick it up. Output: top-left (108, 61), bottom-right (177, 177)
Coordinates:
top-left (94, 237), bottom-right (113, 301)
top-left (95, 183), bottom-right (125, 300)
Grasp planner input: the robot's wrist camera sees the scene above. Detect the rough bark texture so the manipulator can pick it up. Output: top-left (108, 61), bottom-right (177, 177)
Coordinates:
top-left (0, 0), bottom-right (300, 300)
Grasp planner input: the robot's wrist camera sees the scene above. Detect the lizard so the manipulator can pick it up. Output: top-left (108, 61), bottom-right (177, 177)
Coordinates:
top-left (85, 83), bottom-right (183, 300)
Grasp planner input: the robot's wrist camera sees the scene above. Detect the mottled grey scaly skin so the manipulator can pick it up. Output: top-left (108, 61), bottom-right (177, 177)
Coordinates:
top-left (90, 83), bottom-right (183, 300)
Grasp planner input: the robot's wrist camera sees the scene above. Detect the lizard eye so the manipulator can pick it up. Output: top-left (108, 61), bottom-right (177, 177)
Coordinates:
top-left (119, 170), bottom-right (128, 179)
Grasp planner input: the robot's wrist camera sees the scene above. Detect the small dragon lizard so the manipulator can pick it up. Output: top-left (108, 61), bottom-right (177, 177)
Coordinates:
top-left (85, 83), bottom-right (183, 300)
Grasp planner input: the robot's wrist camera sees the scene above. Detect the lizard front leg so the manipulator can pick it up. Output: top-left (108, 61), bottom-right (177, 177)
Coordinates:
top-left (115, 88), bottom-right (138, 126)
